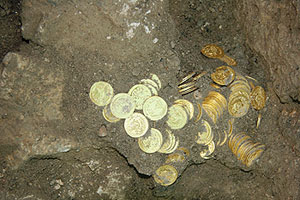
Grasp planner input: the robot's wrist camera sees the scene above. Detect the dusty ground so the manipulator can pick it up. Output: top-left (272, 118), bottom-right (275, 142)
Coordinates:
top-left (0, 0), bottom-right (299, 199)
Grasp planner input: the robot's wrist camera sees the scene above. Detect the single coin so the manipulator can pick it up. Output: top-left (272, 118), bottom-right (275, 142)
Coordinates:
top-left (89, 81), bottom-right (114, 106)
top-left (143, 96), bottom-right (168, 121)
top-left (250, 86), bottom-right (266, 110)
top-left (128, 84), bottom-right (152, 110)
top-left (124, 112), bottom-right (149, 138)
top-left (153, 165), bottom-right (178, 186)
top-left (102, 105), bottom-right (120, 123)
top-left (138, 128), bottom-right (163, 153)
top-left (166, 104), bottom-right (188, 130)
top-left (110, 93), bottom-right (136, 119)
top-left (211, 66), bottom-right (235, 86)
top-left (228, 92), bottom-right (250, 118)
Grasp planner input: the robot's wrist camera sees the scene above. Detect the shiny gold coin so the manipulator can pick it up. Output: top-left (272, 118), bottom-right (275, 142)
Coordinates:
top-left (89, 81), bottom-right (114, 106)
top-left (153, 165), bottom-right (178, 186)
top-left (138, 128), bottom-right (163, 153)
top-left (102, 105), bottom-right (120, 123)
top-left (174, 99), bottom-right (194, 120)
top-left (211, 66), bottom-right (235, 86)
top-left (196, 120), bottom-right (213, 145)
top-left (159, 130), bottom-right (179, 154)
top-left (201, 44), bottom-right (237, 66)
top-left (143, 96), bottom-right (168, 121)
top-left (150, 73), bottom-right (162, 89)
top-left (124, 112), bottom-right (149, 138)
top-left (110, 93), bottom-right (136, 119)
top-left (200, 141), bottom-right (215, 159)
top-left (195, 103), bottom-right (202, 122)
top-left (128, 84), bottom-right (152, 110)
top-left (228, 92), bottom-right (250, 118)
top-left (250, 86), bottom-right (266, 110)
top-left (140, 79), bottom-right (159, 91)
top-left (166, 104), bottom-right (188, 130)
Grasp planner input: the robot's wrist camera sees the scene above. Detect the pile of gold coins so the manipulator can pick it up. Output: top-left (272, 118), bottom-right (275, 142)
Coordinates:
top-left (198, 44), bottom-right (266, 164)
top-left (90, 74), bottom-right (191, 186)
top-left (89, 44), bottom-right (267, 187)
top-left (228, 132), bottom-right (265, 167)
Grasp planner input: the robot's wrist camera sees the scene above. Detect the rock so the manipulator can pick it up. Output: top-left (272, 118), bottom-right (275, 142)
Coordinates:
top-left (21, 0), bottom-right (176, 61)
top-left (236, 0), bottom-right (300, 103)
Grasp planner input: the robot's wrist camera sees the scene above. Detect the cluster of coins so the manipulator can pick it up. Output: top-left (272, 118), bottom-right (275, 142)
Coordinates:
top-left (195, 120), bottom-right (215, 159)
top-left (228, 74), bottom-right (252, 118)
top-left (90, 74), bottom-right (193, 186)
top-left (228, 132), bottom-right (265, 167)
top-left (177, 71), bottom-right (206, 95)
top-left (199, 44), bottom-right (266, 166)
top-left (202, 91), bottom-right (227, 124)
top-left (89, 44), bottom-right (267, 186)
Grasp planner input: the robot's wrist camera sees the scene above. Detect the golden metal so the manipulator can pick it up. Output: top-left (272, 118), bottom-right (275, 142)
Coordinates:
top-left (250, 86), bottom-right (266, 110)
top-left (211, 66), bottom-right (235, 86)
top-left (201, 44), bottom-right (237, 66)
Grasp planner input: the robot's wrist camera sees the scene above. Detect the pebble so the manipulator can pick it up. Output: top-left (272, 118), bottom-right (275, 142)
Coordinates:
top-left (98, 124), bottom-right (107, 137)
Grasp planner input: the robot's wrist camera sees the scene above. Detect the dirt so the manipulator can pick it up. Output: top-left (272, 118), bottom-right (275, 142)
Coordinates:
top-left (0, 0), bottom-right (299, 200)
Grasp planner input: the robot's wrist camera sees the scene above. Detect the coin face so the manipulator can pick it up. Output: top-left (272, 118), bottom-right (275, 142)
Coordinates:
top-left (128, 84), bottom-right (152, 110)
top-left (250, 86), bottom-right (266, 110)
top-left (124, 112), bottom-right (149, 138)
top-left (143, 96), bottom-right (168, 121)
top-left (138, 128), bottom-right (163, 153)
top-left (110, 93), bottom-right (136, 119)
top-left (211, 66), bottom-right (235, 86)
top-left (166, 104), bottom-right (188, 130)
top-left (89, 81), bottom-right (114, 106)
top-left (228, 92), bottom-right (250, 118)
top-left (153, 165), bottom-right (178, 186)
top-left (201, 44), bottom-right (224, 58)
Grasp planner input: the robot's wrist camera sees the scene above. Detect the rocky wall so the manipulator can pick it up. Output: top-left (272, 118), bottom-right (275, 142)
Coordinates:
top-left (235, 0), bottom-right (300, 103)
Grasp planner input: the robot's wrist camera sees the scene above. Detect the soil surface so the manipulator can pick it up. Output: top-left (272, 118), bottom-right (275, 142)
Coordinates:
top-left (0, 0), bottom-right (299, 200)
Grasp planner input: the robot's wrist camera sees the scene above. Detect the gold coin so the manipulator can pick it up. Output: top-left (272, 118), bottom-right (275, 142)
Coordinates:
top-left (143, 96), bottom-right (168, 121)
top-left (159, 130), bottom-right (179, 154)
top-left (211, 66), bottom-right (235, 86)
top-left (174, 99), bottom-right (194, 120)
top-left (128, 84), bottom-right (152, 110)
top-left (110, 93), bottom-right (136, 119)
top-left (250, 86), bottom-right (266, 110)
top-left (102, 105), bottom-right (120, 123)
top-left (166, 104), bottom-right (188, 130)
top-left (196, 120), bottom-right (213, 145)
top-left (228, 92), bottom-right (250, 118)
top-left (153, 165), bottom-right (178, 186)
top-left (89, 81), bottom-right (114, 106)
top-left (200, 141), bottom-right (215, 159)
top-left (138, 128), bottom-right (163, 154)
top-left (124, 112), bottom-right (149, 138)
top-left (201, 44), bottom-right (224, 58)
top-left (150, 73), bottom-right (162, 89)
top-left (140, 79), bottom-right (159, 91)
